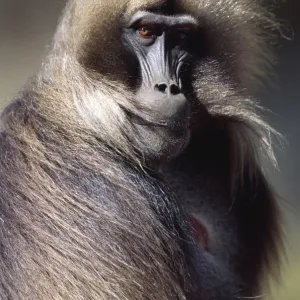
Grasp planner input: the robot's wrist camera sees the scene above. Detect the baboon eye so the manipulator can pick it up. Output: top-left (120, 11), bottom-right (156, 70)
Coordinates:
top-left (138, 27), bottom-right (155, 38)
top-left (178, 30), bottom-right (189, 40)
top-left (175, 28), bottom-right (192, 43)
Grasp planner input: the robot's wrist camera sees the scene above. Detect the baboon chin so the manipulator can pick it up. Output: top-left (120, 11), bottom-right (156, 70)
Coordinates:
top-left (0, 0), bottom-right (284, 299)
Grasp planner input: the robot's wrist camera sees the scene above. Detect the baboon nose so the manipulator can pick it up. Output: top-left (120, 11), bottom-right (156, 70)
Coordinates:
top-left (169, 84), bottom-right (181, 95)
top-left (155, 83), bottom-right (181, 95)
top-left (155, 83), bottom-right (168, 93)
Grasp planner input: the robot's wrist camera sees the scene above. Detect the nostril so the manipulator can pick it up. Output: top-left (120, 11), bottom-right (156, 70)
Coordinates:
top-left (170, 84), bottom-right (181, 95)
top-left (155, 83), bottom-right (168, 93)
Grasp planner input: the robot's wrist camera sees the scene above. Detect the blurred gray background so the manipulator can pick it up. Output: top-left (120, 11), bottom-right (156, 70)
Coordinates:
top-left (0, 0), bottom-right (299, 298)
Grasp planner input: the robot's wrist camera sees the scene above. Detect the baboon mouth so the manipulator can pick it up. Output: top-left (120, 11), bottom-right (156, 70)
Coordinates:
top-left (130, 113), bottom-right (190, 131)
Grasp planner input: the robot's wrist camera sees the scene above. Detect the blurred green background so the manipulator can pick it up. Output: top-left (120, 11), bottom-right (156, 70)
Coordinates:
top-left (0, 0), bottom-right (299, 298)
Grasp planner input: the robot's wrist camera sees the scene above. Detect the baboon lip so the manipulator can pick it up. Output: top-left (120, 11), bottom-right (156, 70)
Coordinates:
top-left (130, 114), bottom-right (190, 130)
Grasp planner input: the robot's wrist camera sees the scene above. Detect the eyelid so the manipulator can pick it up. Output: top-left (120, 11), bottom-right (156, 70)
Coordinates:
top-left (132, 19), bottom-right (154, 29)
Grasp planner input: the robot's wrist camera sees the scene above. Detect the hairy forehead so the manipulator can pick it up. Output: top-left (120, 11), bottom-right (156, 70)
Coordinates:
top-left (126, 0), bottom-right (253, 14)
top-left (126, 0), bottom-right (169, 14)
top-left (127, 11), bottom-right (198, 26)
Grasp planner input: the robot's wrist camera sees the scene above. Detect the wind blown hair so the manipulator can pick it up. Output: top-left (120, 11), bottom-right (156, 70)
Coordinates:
top-left (0, 0), bottom-right (284, 299)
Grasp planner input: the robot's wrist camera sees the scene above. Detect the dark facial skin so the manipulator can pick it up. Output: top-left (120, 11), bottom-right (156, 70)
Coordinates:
top-left (122, 12), bottom-right (200, 163)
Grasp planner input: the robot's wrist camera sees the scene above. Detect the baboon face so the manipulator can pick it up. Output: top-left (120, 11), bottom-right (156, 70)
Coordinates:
top-left (122, 11), bottom-right (202, 162)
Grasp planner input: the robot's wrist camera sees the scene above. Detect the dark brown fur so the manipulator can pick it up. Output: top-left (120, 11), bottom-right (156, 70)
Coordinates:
top-left (0, 0), bottom-right (284, 299)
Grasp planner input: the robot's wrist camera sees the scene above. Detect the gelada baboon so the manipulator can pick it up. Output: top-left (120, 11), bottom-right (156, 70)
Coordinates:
top-left (0, 0), bottom-right (283, 299)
